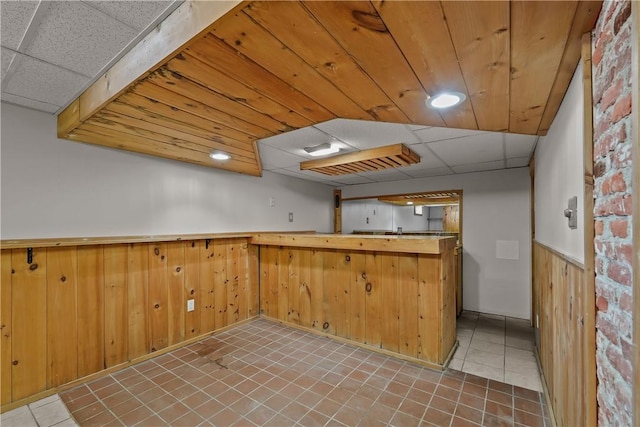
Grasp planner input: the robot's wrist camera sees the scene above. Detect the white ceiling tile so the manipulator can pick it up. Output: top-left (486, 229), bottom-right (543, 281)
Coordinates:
top-left (428, 133), bottom-right (504, 166)
top-left (505, 133), bottom-right (538, 158)
top-left (402, 167), bottom-right (454, 179)
top-left (83, 1), bottom-right (179, 31)
top-left (272, 168), bottom-right (338, 186)
top-left (5, 54), bottom-right (89, 107)
top-left (404, 143), bottom-right (449, 168)
top-left (507, 157), bottom-right (531, 168)
top-left (1, 47), bottom-right (16, 81)
top-left (407, 124), bottom-right (431, 131)
top-left (330, 175), bottom-right (377, 185)
top-left (1, 1), bottom-right (38, 49)
top-left (282, 167), bottom-right (339, 182)
top-left (413, 126), bottom-right (488, 143)
top-left (25, 1), bottom-right (138, 77)
top-left (452, 160), bottom-right (505, 174)
top-left (258, 144), bottom-right (307, 170)
top-left (259, 126), bottom-right (333, 151)
top-left (1, 94), bottom-right (59, 113)
top-left (356, 169), bottom-right (412, 182)
top-left (314, 118), bottom-right (420, 148)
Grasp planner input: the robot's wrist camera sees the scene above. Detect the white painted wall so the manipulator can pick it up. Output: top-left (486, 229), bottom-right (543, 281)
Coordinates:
top-left (534, 64), bottom-right (584, 263)
top-left (341, 168), bottom-right (532, 319)
top-left (341, 200), bottom-right (434, 234)
top-left (0, 103), bottom-right (333, 239)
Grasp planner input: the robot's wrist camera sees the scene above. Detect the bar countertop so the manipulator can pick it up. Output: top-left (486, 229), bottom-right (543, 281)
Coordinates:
top-left (251, 233), bottom-right (457, 254)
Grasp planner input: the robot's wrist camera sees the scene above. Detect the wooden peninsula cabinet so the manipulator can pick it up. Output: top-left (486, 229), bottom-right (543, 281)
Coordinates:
top-left (252, 233), bottom-right (458, 370)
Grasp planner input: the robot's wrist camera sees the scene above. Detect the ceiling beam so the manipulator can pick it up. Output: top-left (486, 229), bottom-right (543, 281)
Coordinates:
top-left (57, 0), bottom-right (244, 137)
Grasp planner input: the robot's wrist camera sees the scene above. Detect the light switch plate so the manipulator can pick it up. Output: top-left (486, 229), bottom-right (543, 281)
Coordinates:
top-left (187, 299), bottom-right (195, 312)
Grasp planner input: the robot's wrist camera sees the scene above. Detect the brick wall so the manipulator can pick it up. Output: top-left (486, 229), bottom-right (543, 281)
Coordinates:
top-left (592, 1), bottom-right (633, 425)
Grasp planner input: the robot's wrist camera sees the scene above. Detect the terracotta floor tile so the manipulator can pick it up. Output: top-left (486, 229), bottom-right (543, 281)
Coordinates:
top-left (435, 384), bottom-right (461, 402)
top-left (229, 395), bottom-right (260, 414)
top-left (74, 402), bottom-right (107, 423)
top-left (454, 403), bottom-right (484, 424)
top-left (487, 389), bottom-right (514, 407)
top-left (215, 388), bottom-right (243, 406)
top-left (245, 404), bottom-right (277, 425)
top-left (109, 397), bottom-right (142, 418)
top-left (483, 413), bottom-right (514, 427)
top-left (193, 399), bottom-right (225, 419)
top-left (147, 393), bottom-right (179, 413)
top-left (263, 413), bottom-right (294, 427)
top-left (451, 415), bottom-right (481, 427)
top-left (390, 410), bottom-right (421, 427)
top-left (135, 414), bottom-right (169, 427)
top-left (94, 383), bottom-right (125, 400)
top-left (280, 401), bottom-right (310, 422)
top-left (135, 386), bottom-right (166, 405)
top-left (424, 407), bottom-right (453, 426)
top-left (119, 405), bottom-right (153, 426)
top-left (514, 409), bottom-right (545, 427)
top-left (209, 407), bottom-right (241, 426)
top-left (299, 409), bottom-right (330, 426)
top-left (87, 376), bottom-right (116, 392)
top-left (101, 390), bottom-right (132, 409)
top-left (333, 405), bottom-right (363, 426)
top-left (377, 391), bottom-right (404, 410)
top-left (263, 377), bottom-right (288, 392)
top-left (158, 401), bottom-right (190, 424)
top-left (171, 410), bottom-right (205, 427)
top-left (459, 392), bottom-right (486, 411)
top-left (65, 392), bottom-right (99, 412)
top-left (398, 398), bottom-right (428, 419)
top-left (82, 409), bottom-right (119, 427)
top-left (514, 386), bottom-right (540, 402)
top-left (514, 397), bottom-right (543, 415)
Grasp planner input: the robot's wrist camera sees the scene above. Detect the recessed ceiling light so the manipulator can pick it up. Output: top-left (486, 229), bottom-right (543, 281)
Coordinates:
top-left (304, 142), bottom-right (340, 157)
top-left (209, 152), bottom-right (231, 161)
top-left (427, 92), bottom-right (467, 109)
top-left (407, 201), bottom-right (414, 205)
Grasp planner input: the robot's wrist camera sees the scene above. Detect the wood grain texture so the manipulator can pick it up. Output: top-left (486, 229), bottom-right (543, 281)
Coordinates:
top-left (46, 247), bottom-right (78, 388)
top-left (534, 242), bottom-right (590, 427)
top-left (103, 245), bottom-right (128, 368)
top-left (1, 251), bottom-right (12, 404)
top-left (213, 240), bottom-right (227, 330)
top-left (148, 243), bottom-right (168, 352)
top-left (76, 246), bottom-right (104, 378)
top-left (167, 242), bottom-right (185, 346)
top-left (398, 254), bottom-right (418, 358)
top-left (11, 248), bottom-right (47, 400)
top-left (127, 243), bottom-right (149, 359)
top-left (184, 241), bottom-right (201, 339)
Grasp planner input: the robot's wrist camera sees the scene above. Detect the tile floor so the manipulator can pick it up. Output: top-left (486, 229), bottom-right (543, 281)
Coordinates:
top-left (0, 393), bottom-right (77, 427)
top-left (449, 312), bottom-right (542, 392)
top-left (2, 314), bottom-right (549, 427)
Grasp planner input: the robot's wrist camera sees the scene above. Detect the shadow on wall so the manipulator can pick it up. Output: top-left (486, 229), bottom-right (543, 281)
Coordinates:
top-left (462, 250), bottom-right (480, 312)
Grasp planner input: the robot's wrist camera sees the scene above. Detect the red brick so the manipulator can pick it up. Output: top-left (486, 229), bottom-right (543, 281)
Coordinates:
top-left (596, 315), bottom-right (620, 345)
top-left (611, 143), bottom-right (632, 168)
top-left (601, 171), bottom-right (627, 195)
top-left (606, 345), bottom-right (632, 383)
top-left (595, 296), bottom-right (608, 312)
top-left (606, 260), bottom-right (632, 286)
top-left (594, 220), bottom-right (604, 235)
top-left (614, 243), bottom-right (633, 265)
top-left (619, 292), bottom-right (632, 312)
top-left (620, 338), bottom-right (633, 360)
top-left (600, 79), bottom-right (623, 111)
top-left (611, 93), bottom-right (632, 123)
top-left (609, 218), bottom-right (628, 238)
top-left (595, 258), bottom-right (605, 275)
top-left (594, 194), bottom-right (632, 217)
top-left (613, 1), bottom-right (631, 34)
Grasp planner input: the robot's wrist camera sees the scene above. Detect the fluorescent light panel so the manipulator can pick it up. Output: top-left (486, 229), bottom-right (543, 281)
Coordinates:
top-left (304, 143), bottom-right (340, 157)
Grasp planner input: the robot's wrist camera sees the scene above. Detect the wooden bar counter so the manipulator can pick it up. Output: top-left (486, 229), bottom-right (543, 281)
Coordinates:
top-left (252, 234), bottom-right (458, 370)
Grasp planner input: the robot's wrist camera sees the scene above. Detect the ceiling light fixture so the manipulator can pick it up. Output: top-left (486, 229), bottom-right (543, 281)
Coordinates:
top-left (209, 152), bottom-right (231, 161)
top-left (304, 142), bottom-right (340, 157)
top-left (427, 92), bottom-right (467, 109)
top-left (407, 201), bottom-right (414, 205)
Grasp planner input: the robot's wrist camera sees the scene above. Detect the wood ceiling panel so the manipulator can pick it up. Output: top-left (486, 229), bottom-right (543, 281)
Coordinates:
top-left (440, 1), bottom-right (510, 132)
top-left (537, 1), bottom-right (602, 135)
top-left (302, 1), bottom-right (446, 128)
top-left (510, 1), bottom-right (579, 134)
top-left (57, 0), bottom-right (603, 176)
top-left (210, 8), bottom-right (372, 120)
top-left (243, 1), bottom-right (409, 124)
top-left (165, 52), bottom-right (313, 130)
top-left (114, 92), bottom-right (257, 144)
top-left (185, 34), bottom-right (335, 124)
top-left (372, 1), bottom-right (477, 130)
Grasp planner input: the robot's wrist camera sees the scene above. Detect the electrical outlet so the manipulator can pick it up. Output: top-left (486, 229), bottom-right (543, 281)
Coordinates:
top-left (366, 217), bottom-right (369, 224)
top-left (187, 299), bottom-right (195, 312)
top-left (289, 212), bottom-right (293, 222)
top-left (269, 196), bottom-right (275, 207)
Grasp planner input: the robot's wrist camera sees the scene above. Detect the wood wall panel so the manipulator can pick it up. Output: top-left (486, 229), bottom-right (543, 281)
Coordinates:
top-left (534, 242), bottom-right (593, 427)
top-left (259, 246), bottom-right (455, 367)
top-left (11, 248), bottom-right (47, 401)
top-left (0, 237), bottom-right (257, 409)
top-left (1, 251), bottom-right (12, 405)
top-left (76, 246), bottom-right (104, 378)
top-left (46, 247), bottom-right (78, 388)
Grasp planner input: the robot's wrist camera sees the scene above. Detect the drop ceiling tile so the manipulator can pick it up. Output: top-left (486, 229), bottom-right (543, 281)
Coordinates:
top-left (282, 166), bottom-right (340, 182)
top-left (1, 1), bottom-right (38, 49)
top-left (356, 169), bottom-right (412, 182)
top-left (428, 133), bottom-right (504, 166)
top-left (84, 1), bottom-right (179, 31)
top-left (330, 175), bottom-right (377, 185)
top-left (452, 160), bottom-right (505, 174)
top-left (272, 168), bottom-right (337, 186)
top-left (505, 134), bottom-right (538, 158)
top-left (259, 126), bottom-right (333, 151)
top-left (413, 126), bottom-right (487, 143)
top-left (5, 54), bottom-right (89, 107)
top-left (404, 143), bottom-right (449, 168)
top-left (314, 118), bottom-right (420, 149)
top-left (507, 157), bottom-right (531, 168)
top-left (1, 47), bottom-right (16, 81)
top-left (1, 93), bottom-right (60, 113)
top-left (407, 124), bottom-right (431, 131)
top-left (258, 144), bottom-right (307, 170)
top-left (25, 1), bottom-right (138, 77)
top-left (402, 167), bottom-right (454, 179)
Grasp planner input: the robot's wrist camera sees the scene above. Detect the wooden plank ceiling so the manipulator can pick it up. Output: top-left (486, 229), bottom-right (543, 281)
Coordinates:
top-left (57, 1), bottom-right (602, 177)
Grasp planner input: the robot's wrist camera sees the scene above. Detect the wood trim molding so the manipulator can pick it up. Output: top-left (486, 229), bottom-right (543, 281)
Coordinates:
top-left (333, 189), bottom-right (342, 234)
top-left (631, 1), bottom-right (639, 424)
top-left (581, 31), bottom-right (597, 427)
top-left (533, 240), bottom-right (585, 271)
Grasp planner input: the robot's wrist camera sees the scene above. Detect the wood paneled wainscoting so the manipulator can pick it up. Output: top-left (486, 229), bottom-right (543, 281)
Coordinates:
top-left (0, 235), bottom-right (259, 410)
top-left (253, 234), bottom-right (457, 370)
top-left (533, 241), bottom-right (595, 427)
